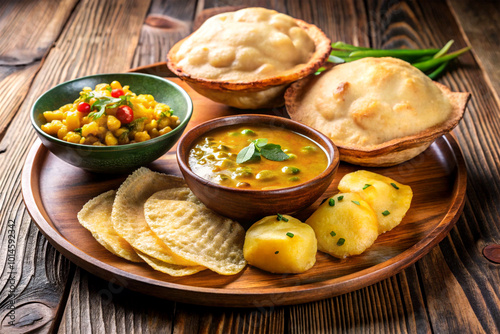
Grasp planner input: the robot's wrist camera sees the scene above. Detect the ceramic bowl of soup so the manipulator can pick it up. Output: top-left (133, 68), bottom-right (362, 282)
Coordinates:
top-left (177, 115), bottom-right (339, 224)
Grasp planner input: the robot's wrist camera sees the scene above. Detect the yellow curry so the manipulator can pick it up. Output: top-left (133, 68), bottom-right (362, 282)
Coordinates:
top-left (40, 81), bottom-right (180, 146)
top-left (188, 125), bottom-right (329, 190)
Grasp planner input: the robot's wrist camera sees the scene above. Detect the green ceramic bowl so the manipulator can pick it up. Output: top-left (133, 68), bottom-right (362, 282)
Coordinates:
top-left (31, 73), bottom-right (193, 173)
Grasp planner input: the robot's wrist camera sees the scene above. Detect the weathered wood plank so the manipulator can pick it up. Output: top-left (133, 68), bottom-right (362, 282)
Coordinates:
top-left (0, 0), bottom-right (152, 332)
top-left (448, 0), bottom-right (500, 106)
top-left (363, 1), bottom-right (500, 333)
top-left (0, 0), bottom-right (78, 145)
top-left (58, 269), bottom-right (175, 334)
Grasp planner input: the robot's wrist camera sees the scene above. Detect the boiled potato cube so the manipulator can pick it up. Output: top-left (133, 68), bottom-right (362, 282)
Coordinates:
top-left (306, 193), bottom-right (378, 259)
top-left (243, 215), bottom-right (317, 273)
top-left (338, 170), bottom-right (413, 234)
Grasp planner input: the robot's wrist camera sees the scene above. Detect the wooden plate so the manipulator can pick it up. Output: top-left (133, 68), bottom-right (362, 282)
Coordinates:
top-left (22, 78), bottom-right (467, 308)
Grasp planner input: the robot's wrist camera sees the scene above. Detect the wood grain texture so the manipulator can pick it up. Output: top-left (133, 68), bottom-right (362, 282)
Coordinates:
top-left (0, 0), bottom-right (151, 333)
top-left (2, 0), bottom-right (499, 332)
top-left (364, 0), bottom-right (500, 333)
top-left (448, 0), bottom-right (500, 106)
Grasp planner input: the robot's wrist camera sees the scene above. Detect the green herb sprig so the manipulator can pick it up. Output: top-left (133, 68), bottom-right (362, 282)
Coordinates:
top-left (318, 40), bottom-right (470, 79)
top-left (236, 138), bottom-right (290, 164)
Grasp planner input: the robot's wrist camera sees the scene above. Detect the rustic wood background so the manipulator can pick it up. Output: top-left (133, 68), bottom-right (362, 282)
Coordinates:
top-left (1, 0), bottom-right (499, 332)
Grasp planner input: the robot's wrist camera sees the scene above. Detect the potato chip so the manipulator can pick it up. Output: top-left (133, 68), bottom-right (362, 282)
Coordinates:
top-left (134, 250), bottom-right (206, 277)
top-left (77, 190), bottom-right (142, 262)
top-left (145, 193), bottom-right (246, 275)
top-left (112, 167), bottom-right (197, 266)
top-left (338, 170), bottom-right (413, 234)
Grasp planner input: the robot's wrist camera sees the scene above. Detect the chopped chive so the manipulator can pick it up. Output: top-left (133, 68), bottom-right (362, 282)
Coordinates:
top-left (277, 213), bottom-right (289, 222)
top-left (337, 238), bottom-right (346, 246)
top-left (363, 184), bottom-right (371, 190)
top-left (275, 251), bottom-right (279, 254)
top-left (331, 41), bottom-right (371, 51)
top-left (337, 195), bottom-right (344, 201)
top-left (352, 200), bottom-right (360, 206)
top-left (330, 231), bottom-right (336, 237)
top-left (382, 210), bottom-right (391, 216)
top-left (391, 183), bottom-right (400, 190)
top-left (286, 232), bottom-right (294, 238)
top-left (329, 198), bottom-right (335, 207)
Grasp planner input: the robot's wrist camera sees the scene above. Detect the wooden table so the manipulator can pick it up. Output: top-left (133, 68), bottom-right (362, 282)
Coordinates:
top-left (1, 0), bottom-right (499, 332)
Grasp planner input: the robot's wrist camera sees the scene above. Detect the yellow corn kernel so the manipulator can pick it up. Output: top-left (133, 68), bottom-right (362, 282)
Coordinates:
top-left (43, 110), bottom-right (65, 122)
top-left (159, 126), bottom-right (172, 136)
top-left (60, 104), bottom-right (73, 112)
top-left (57, 125), bottom-right (68, 139)
top-left (83, 135), bottom-right (99, 145)
top-left (82, 122), bottom-right (99, 137)
top-left (97, 115), bottom-right (107, 126)
top-left (113, 127), bottom-right (128, 137)
top-left (82, 87), bottom-right (92, 92)
top-left (154, 103), bottom-right (171, 120)
top-left (171, 115), bottom-right (180, 127)
top-left (149, 128), bottom-right (160, 138)
top-left (144, 119), bottom-right (157, 132)
top-left (63, 131), bottom-right (81, 143)
top-left (110, 81), bottom-right (122, 89)
top-left (95, 83), bottom-right (109, 91)
top-left (105, 131), bottom-right (118, 146)
top-left (97, 126), bottom-right (107, 137)
top-left (107, 115), bottom-right (121, 131)
top-left (41, 120), bottom-right (64, 135)
top-left (93, 141), bottom-right (106, 146)
top-left (158, 117), bottom-right (171, 129)
top-left (89, 97), bottom-right (97, 105)
top-left (81, 116), bottom-right (91, 125)
top-left (79, 137), bottom-right (86, 144)
top-left (123, 85), bottom-right (130, 93)
top-left (134, 131), bottom-right (151, 142)
top-left (66, 112), bottom-right (80, 131)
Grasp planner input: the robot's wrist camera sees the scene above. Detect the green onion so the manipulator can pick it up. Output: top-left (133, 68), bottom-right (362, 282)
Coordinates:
top-left (329, 198), bottom-right (335, 207)
top-left (337, 238), bottom-right (346, 246)
top-left (330, 231), bottom-right (336, 237)
top-left (391, 183), bottom-right (400, 190)
top-left (337, 195), bottom-right (344, 201)
top-left (286, 232), bottom-right (294, 238)
top-left (352, 201), bottom-right (360, 206)
top-left (363, 184), bottom-right (371, 190)
top-left (382, 210), bottom-right (391, 216)
top-left (326, 40), bottom-right (470, 79)
top-left (275, 251), bottom-right (279, 254)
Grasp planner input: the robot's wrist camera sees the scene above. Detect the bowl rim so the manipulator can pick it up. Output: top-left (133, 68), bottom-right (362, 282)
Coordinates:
top-left (176, 114), bottom-right (339, 195)
top-left (166, 17), bottom-right (332, 91)
top-left (30, 72), bottom-right (193, 151)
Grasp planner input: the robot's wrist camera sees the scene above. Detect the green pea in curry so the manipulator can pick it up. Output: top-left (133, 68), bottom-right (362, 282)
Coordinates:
top-left (188, 125), bottom-right (329, 190)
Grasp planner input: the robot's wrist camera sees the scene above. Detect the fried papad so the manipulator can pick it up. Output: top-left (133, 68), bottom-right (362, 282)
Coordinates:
top-left (77, 190), bottom-right (142, 262)
top-left (111, 167), bottom-right (197, 266)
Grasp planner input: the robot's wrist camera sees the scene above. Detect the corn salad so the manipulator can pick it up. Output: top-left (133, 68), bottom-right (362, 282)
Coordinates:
top-left (40, 81), bottom-right (180, 146)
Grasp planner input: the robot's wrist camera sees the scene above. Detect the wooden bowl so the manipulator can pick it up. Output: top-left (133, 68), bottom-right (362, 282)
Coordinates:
top-left (176, 115), bottom-right (339, 225)
top-left (285, 68), bottom-right (471, 167)
top-left (167, 15), bottom-right (331, 109)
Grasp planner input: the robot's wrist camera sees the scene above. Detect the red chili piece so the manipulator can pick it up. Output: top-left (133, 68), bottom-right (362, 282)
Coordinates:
top-left (77, 102), bottom-right (91, 114)
top-left (111, 88), bottom-right (125, 98)
top-left (116, 105), bottom-right (134, 124)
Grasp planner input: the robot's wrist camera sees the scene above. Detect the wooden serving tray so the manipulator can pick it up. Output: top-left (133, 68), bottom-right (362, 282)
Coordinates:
top-left (22, 78), bottom-right (467, 307)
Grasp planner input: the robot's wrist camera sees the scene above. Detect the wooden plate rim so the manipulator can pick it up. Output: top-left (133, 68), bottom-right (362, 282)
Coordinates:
top-left (21, 133), bottom-right (467, 307)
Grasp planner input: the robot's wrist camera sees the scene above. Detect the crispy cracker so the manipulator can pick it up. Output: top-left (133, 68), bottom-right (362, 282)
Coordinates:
top-left (111, 167), bottom-right (197, 266)
top-left (77, 190), bottom-right (142, 262)
top-left (145, 195), bottom-right (246, 275)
